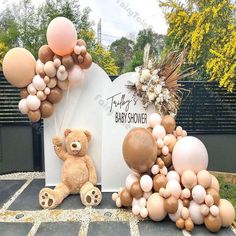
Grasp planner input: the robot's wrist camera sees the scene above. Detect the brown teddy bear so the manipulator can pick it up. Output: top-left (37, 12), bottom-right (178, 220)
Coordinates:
top-left (39, 128), bottom-right (102, 209)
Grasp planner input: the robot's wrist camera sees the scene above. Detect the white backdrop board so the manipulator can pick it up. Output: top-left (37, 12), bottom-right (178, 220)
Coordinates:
top-left (44, 63), bottom-right (111, 186)
top-left (102, 73), bottom-right (152, 192)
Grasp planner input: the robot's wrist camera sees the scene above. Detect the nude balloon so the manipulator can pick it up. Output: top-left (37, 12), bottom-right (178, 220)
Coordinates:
top-left (47, 17), bottom-right (77, 56)
top-left (210, 175), bottom-right (220, 192)
top-left (167, 171), bottom-right (180, 182)
top-left (189, 200), bottom-right (204, 225)
top-left (192, 185), bottom-right (206, 204)
top-left (147, 193), bottom-right (167, 221)
top-left (172, 136), bottom-right (208, 175)
top-left (3, 48), bottom-right (36, 88)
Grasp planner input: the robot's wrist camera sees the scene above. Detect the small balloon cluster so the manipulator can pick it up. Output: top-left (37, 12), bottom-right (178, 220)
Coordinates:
top-left (112, 113), bottom-right (235, 233)
top-left (2, 17), bottom-right (92, 122)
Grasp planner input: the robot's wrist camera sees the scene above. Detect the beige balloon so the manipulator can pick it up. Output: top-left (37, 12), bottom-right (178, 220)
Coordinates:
top-left (3, 48), bottom-right (36, 88)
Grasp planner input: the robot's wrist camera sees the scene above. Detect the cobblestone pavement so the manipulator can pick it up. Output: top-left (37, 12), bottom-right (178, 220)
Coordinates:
top-left (0, 172), bottom-right (235, 236)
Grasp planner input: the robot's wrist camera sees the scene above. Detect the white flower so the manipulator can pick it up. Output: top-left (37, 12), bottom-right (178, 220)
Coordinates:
top-left (141, 69), bottom-right (151, 81)
top-left (142, 85), bottom-right (148, 91)
top-left (155, 84), bottom-right (162, 94)
top-left (147, 92), bottom-right (155, 101)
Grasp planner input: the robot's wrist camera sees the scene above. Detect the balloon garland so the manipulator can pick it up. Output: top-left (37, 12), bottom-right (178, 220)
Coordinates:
top-left (2, 17), bottom-right (92, 122)
top-left (112, 113), bottom-right (235, 233)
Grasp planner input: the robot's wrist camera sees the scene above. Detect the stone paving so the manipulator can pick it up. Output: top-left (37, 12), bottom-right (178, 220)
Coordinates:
top-left (0, 172), bottom-right (235, 236)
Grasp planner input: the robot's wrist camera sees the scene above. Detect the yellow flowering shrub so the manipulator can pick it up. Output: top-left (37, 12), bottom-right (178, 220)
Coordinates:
top-left (0, 42), bottom-right (9, 67)
top-left (160, 0), bottom-right (236, 92)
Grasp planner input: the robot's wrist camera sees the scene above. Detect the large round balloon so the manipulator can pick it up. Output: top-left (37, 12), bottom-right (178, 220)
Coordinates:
top-left (122, 128), bottom-right (157, 173)
top-left (172, 136), bottom-right (208, 175)
top-left (46, 17), bottom-right (77, 56)
top-left (3, 48), bottom-right (36, 88)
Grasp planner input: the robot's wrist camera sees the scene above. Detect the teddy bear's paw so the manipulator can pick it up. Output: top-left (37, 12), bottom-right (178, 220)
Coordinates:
top-left (52, 136), bottom-right (63, 146)
top-left (81, 186), bottom-right (102, 206)
top-left (39, 188), bottom-right (58, 209)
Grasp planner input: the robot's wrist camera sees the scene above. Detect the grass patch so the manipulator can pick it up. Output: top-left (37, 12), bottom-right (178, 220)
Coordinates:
top-left (217, 175), bottom-right (236, 220)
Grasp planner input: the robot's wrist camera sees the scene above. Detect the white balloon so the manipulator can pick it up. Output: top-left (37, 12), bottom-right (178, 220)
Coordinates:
top-left (140, 175), bottom-right (153, 192)
top-left (189, 200), bottom-right (204, 225)
top-left (125, 173), bottom-right (138, 190)
top-left (18, 99), bottom-right (29, 114)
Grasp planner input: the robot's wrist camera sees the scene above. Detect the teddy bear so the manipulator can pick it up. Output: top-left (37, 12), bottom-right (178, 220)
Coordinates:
top-left (39, 128), bottom-right (102, 209)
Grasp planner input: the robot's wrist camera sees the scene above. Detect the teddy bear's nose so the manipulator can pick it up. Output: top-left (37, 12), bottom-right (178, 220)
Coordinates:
top-left (72, 143), bottom-right (77, 148)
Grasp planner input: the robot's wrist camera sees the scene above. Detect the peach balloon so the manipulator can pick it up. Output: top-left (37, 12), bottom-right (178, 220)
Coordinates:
top-left (3, 48), bottom-right (36, 88)
top-left (197, 170), bottom-right (212, 189)
top-left (210, 175), bottom-right (220, 192)
top-left (148, 113), bottom-right (162, 128)
top-left (47, 17), bottom-right (77, 56)
top-left (27, 83), bottom-right (37, 95)
top-left (166, 179), bottom-right (182, 199)
top-left (147, 193), bottom-right (167, 221)
top-left (218, 199), bottom-right (235, 227)
top-left (181, 170), bottom-right (197, 189)
top-left (172, 136), bottom-right (208, 175)
top-left (200, 204), bottom-right (210, 216)
top-left (189, 200), bottom-right (204, 224)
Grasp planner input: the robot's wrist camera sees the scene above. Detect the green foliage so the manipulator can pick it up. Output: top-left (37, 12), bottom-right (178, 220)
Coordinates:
top-left (218, 175), bottom-right (236, 219)
top-left (91, 44), bottom-right (119, 76)
top-left (110, 37), bottom-right (134, 74)
top-left (0, 0), bottom-right (119, 75)
top-left (160, 0), bottom-right (236, 91)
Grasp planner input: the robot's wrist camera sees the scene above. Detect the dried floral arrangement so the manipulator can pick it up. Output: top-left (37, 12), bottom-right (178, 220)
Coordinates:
top-left (127, 45), bottom-right (195, 116)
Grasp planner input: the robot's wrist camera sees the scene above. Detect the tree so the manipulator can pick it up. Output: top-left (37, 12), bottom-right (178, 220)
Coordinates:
top-left (0, 0), bottom-right (119, 75)
top-left (160, 0), bottom-right (236, 91)
top-left (91, 44), bottom-right (119, 76)
top-left (0, 43), bottom-right (9, 67)
top-left (110, 37), bottom-right (134, 73)
top-left (124, 29), bottom-right (166, 72)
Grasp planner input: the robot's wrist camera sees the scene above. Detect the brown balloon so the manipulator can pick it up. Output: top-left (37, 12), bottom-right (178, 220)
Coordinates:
top-left (57, 80), bottom-right (69, 91)
top-left (176, 218), bottom-right (185, 229)
top-left (166, 134), bottom-right (177, 152)
top-left (183, 199), bottom-right (190, 208)
top-left (28, 110), bottom-right (41, 122)
top-left (156, 158), bottom-right (165, 169)
top-left (185, 218), bottom-right (194, 232)
top-left (156, 146), bottom-right (162, 156)
top-left (161, 115), bottom-right (176, 134)
top-left (71, 52), bottom-right (78, 64)
top-left (77, 39), bottom-right (87, 47)
top-left (77, 55), bottom-right (84, 64)
top-left (204, 214), bottom-right (221, 233)
top-left (20, 88), bottom-right (29, 99)
top-left (79, 53), bottom-right (92, 69)
top-left (153, 174), bottom-right (167, 192)
top-left (206, 188), bottom-right (220, 206)
top-left (40, 101), bottom-right (54, 118)
top-left (164, 196), bottom-right (178, 214)
top-left (123, 128), bottom-right (157, 173)
top-left (38, 45), bottom-right (54, 64)
top-left (120, 188), bottom-right (133, 207)
top-left (161, 153), bottom-right (172, 168)
top-left (62, 55), bottom-right (74, 70)
top-left (130, 182), bottom-right (143, 199)
top-left (47, 87), bottom-right (63, 104)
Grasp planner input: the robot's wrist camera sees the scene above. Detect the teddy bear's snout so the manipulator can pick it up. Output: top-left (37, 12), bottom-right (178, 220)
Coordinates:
top-left (71, 141), bottom-right (82, 152)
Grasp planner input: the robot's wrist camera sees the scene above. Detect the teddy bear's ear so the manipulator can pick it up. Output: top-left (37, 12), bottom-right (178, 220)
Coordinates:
top-left (64, 129), bottom-right (72, 137)
top-left (84, 130), bottom-right (92, 142)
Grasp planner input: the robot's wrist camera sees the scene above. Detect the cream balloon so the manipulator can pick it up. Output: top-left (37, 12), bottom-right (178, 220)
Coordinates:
top-left (18, 99), bottom-right (29, 114)
top-left (172, 136), bottom-right (208, 175)
top-left (166, 179), bottom-right (182, 199)
top-left (219, 199), bottom-right (235, 227)
top-left (26, 95), bottom-right (41, 111)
